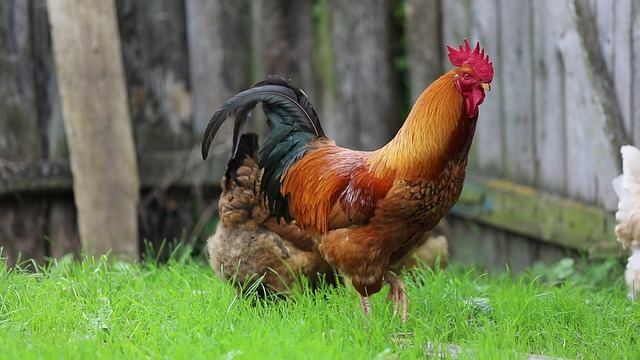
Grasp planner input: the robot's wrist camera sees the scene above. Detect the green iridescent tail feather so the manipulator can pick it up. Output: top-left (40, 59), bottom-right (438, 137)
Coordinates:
top-left (201, 75), bottom-right (324, 222)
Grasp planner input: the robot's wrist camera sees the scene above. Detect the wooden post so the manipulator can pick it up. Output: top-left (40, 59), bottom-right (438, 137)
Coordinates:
top-left (46, 0), bottom-right (139, 260)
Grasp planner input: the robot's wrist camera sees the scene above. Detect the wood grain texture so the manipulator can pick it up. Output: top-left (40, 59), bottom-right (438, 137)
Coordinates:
top-left (252, 0), bottom-right (316, 95)
top-left (567, 0), bottom-right (621, 209)
top-left (634, 0), bottom-right (640, 144)
top-left (452, 178), bottom-right (618, 256)
top-left (0, 1), bottom-right (41, 160)
top-left (328, 0), bottom-right (399, 149)
top-left (47, 0), bottom-right (139, 260)
top-left (440, 0), bottom-right (627, 210)
top-left (117, 0), bottom-right (192, 152)
top-left (0, 2), bottom-right (47, 266)
top-left (532, 1), bottom-right (568, 194)
top-left (574, 0), bottom-right (631, 164)
top-left (405, 0), bottom-right (442, 103)
top-left (499, 0), bottom-right (536, 184)
top-left (611, 0), bottom-right (633, 132)
top-left (186, 0), bottom-right (251, 187)
top-left (31, 0), bottom-right (80, 258)
top-left (469, 0), bottom-right (503, 176)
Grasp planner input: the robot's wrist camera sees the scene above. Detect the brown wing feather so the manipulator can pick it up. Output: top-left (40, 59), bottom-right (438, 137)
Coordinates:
top-left (281, 140), bottom-right (394, 234)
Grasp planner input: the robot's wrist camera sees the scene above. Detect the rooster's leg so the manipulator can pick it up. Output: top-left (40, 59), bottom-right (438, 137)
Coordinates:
top-left (385, 273), bottom-right (408, 322)
top-left (360, 295), bottom-right (372, 317)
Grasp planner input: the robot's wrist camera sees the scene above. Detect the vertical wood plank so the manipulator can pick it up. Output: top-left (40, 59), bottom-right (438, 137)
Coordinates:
top-left (405, 0), bottom-right (442, 103)
top-left (561, 1), bottom-right (602, 204)
top-left (116, 0), bottom-right (197, 252)
top-left (186, 0), bottom-right (250, 164)
top-left (46, 195), bottom-right (79, 259)
top-left (0, 2), bottom-right (42, 160)
top-left (505, 233), bottom-right (539, 274)
top-left (250, 0), bottom-right (317, 141)
top-left (0, 1), bottom-right (46, 266)
top-left (47, 0), bottom-right (140, 260)
top-left (185, 1), bottom-right (252, 253)
top-left (443, 217), bottom-right (480, 266)
top-left (0, 197), bottom-right (46, 267)
top-left (537, 241), bottom-right (571, 266)
top-left (470, 0), bottom-right (503, 175)
top-left (499, 0), bottom-right (536, 184)
top-left (595, 0), bottom-right (615, 70)
top-left (328, 0), bottom-right (399, 149)
top-left (440, 0), bottom-right (471, 53)
top-left (532, 1), bottom-right (568, 194)
top-left (611, 0), bottom-right (633, 131)
top-left (116, 0), bottom-right (192, 152)
top-left (592, 0), bottom-right (633, 135)
top-left (31, 0), bottom-right (80, 258)
top-left (566, 0), bottom-right (621, 209)
top-left (252, 0), bottom-right (316, 95)
top-left (631, 0), bottom-right (640, 143)
top-left (447, 217), bottom-right (510, 269)
top-left (314, 0), bottom-right (338, 149)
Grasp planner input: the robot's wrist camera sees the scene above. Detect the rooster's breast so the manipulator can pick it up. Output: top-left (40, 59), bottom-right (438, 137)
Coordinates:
top-left (374, 158), bottom-right (468, 232)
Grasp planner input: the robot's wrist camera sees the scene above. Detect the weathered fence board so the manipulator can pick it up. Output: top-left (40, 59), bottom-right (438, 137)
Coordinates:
top-left (435, 0), bottom-right (636, 267)
top-left (0, 2), bottom-right (42, 166)
top-left (442, 0), bottom-right (625, 208)
top-left (500, 0), bottom-right (536, 185)
top-left (186, 0), bottom-right (251, 177)
top-left (250, 0), bottom-right (316, 147)
top-left (405, 0), bottom-right (442, 102)
top-left (2, 0), bottom-right (638, 270)
top-left (31, 0), bottom-right (80, 259)
top-left (453, 179), bottom-right (618, 254)
top-left (117, 0), bottom-right (192, 152)
top-left (610, 0), bottom-right (633, 132)
top-left (532, 1), bottom-right (568, 194)
top-left (252, 0), bottom-right (317, 92)
top-left (0, 2), bottom-right (47, 266)
top-left (469, 0), bottom-right (504, 176)
top-left (47, 0), bottom-right (140, 260)
top-left (327, 0), bottom-right (399, 149)
top-left (634, 0), bottom-right (640, 144)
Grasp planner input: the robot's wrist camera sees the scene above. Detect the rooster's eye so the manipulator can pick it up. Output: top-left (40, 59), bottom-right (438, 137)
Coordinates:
top-left (463, 73), bottom-right (471, 80)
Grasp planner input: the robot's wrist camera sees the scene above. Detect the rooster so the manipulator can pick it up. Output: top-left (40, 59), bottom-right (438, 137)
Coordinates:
top-left (612, 145), bottom-right (640, 300)
top-left (207, 133), bottom-right (335, 296)
top-left (202, 40), bottom-right (493, 321)
top-left (208, 133), bottom-right (449, 296)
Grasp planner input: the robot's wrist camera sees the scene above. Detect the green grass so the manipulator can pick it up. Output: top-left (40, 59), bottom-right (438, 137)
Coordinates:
top-left (1, 253), bottom-right (638, 360)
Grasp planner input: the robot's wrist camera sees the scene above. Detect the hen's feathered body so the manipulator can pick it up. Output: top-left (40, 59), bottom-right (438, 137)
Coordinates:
top-left (613, 145), bottom-right (640, 299)
top-left (208, 134), bottom-right (334, 296)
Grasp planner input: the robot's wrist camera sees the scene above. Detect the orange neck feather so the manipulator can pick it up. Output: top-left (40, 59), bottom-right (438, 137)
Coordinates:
top-left (367, 70), bottom-right (474, 179)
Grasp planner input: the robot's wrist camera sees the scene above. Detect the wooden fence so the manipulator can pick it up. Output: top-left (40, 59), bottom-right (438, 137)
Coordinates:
top-left (0, 0), bottom-right (637, 271)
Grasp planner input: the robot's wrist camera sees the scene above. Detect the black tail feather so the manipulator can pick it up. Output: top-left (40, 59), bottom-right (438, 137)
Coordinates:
top-left (223, 133), bottom-right (259, 189)
top-left (202, 75), bottom-right (325, 224)
top-left (201, 75), bottom-right (324, 161)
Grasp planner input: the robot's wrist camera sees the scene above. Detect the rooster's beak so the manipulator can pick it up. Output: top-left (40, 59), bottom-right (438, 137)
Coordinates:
top-left (480, 83), bottom-right (491, 91)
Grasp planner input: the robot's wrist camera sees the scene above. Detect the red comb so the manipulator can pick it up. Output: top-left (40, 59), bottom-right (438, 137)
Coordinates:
top-left (447, 39), bottom-right (494, 83)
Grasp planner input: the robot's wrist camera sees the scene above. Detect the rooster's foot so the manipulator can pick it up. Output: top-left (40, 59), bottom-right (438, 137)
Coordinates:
top-left (360, 295), bottom-right (372, 317)
top-left (385, 273), bottom-right (408, 323)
